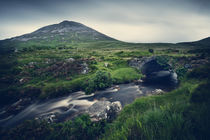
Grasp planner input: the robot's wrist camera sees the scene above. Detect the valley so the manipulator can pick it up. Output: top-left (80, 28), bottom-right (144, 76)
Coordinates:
top-left (0, 21), bottom-right (210, 140)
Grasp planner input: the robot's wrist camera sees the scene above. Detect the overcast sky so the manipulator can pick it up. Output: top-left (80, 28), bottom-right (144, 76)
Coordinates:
top-left (0, 0), bottom-right (210, 43)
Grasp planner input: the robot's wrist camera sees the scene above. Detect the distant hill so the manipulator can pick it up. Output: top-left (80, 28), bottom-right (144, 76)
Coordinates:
top-left (9, 20), bottom-right (116, 43)
top-left (178, 37), bottom-right (210, 47)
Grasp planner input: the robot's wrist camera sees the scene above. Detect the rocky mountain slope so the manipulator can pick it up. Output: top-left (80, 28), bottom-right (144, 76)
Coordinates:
top-left (10, 20), bottom-right (116, 43)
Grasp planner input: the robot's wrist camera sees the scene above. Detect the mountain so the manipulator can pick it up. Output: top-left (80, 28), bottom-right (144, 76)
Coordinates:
top-left (178, 37), bottom-right (210, 47)
top-left (10, 20), bottom-right (116, 43)
top-left (193, 37), bottom-right (210, 47)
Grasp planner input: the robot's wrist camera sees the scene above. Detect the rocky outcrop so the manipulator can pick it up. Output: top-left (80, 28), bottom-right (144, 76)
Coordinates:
top-left (129, 57), bottom-right (156, 70)
top-left (129, 57), bottom-right (178, 88)
top-left (129, 56), bottom-right (171, 74)
top-left (87, 101), bottom-right (122, 121)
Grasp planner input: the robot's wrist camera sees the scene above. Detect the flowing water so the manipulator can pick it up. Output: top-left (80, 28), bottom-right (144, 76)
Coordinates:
top-left (0, 70), bottom-right (178, 127)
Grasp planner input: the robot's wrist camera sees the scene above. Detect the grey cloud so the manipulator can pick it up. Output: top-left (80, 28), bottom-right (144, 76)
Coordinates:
top-left (0, 0), bottom-right (210, 42)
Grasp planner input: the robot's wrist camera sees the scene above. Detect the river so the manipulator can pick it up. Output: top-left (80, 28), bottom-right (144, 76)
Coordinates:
top-left (0, 71), bottom-right (178, 127)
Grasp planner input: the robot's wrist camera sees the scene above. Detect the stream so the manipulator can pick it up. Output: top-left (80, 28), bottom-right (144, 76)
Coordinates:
top-left (0, 63), bottom-right (178, 127)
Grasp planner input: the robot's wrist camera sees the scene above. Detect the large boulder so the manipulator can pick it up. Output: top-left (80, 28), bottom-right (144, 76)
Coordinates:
top-left (87, 101), bottom-right (122, 121)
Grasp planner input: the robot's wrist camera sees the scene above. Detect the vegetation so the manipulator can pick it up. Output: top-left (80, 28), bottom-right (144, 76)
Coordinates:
top-left (84, 70), bottom-right (112, 94)
top-left (1, 64), bottom-right (210, 140)
top-left (0, 115), bottom-right (106, 140)
top-left (111, 68), bottom-right (142, 84)
top-left (101, 64), bottom-right (210, 140)
top-left (148, 48), bottom-right (154, 53)
top-left (0, 29), bottom-right (210, 139)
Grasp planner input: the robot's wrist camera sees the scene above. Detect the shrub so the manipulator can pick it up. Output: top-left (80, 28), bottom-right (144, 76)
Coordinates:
top-left (148, 48), bottom-right (154, 53)
top-left (85, 71), bottom-right (112, 94)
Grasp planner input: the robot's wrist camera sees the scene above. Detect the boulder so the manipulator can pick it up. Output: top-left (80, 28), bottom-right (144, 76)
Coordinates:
top-left (35, 112), bottom-right (57, 123)
top-left (87, 101), bottom-right (122, 121)
top-left (65, 58), bottom-right (75, 62)
top-left (153, 89), bottom-right (164, 95)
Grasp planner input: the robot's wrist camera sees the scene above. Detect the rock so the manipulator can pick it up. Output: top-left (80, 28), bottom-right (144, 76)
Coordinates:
top-left (87, 101), bottom-right (122, 121)
top-left (65, 58), bottom-right (75, 62)
top-left (134, 79), bottom-right (143, 84)
top-left (28, 62), bottom-right (36, 66)
top-left (128, 57), bottom-right (156, 70)
top-left (36, 113), bottom-right (57, 123)
top-left (14, 48), bottom-right (18, 53)
top-left (19, 77), bottom-right (30, 84)
top-left (112, 85), bottom-right (120, 90)
top-left (104, 62), bottom-right (109, 67)
top-left (81, 62), bottom-right (89, 74)
top-left (154, 89), bottom-right (164, 94)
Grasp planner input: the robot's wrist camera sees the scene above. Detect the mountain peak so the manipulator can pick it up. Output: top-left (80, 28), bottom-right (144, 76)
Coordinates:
top-left (12, 21), bottom-right (115, 42)
top-left (59, 20), bottom-right (83, 26)
top-left (60, 20), bottom-right (73, 24)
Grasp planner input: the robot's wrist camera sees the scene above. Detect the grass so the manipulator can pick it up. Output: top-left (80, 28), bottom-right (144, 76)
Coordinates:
top-left (0, 40), bottom-right (205, 102)
top-left (111, 68), bottom-right (142, 84)
top-left (1, 64), bottom-right (210, 140)
top-left (2, 77), bottom-right (209, 140)
top-left (101, 80), bottom-right (201, 140)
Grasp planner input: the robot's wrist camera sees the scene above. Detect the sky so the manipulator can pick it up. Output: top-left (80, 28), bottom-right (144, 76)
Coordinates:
top-left (0, 0), bottom-right (210, 43)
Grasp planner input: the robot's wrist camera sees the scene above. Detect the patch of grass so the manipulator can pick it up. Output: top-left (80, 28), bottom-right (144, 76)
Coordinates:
top-left (111, 68), bottom-right (142, 84)
top-left (40, 75), bottom-right (90, 98)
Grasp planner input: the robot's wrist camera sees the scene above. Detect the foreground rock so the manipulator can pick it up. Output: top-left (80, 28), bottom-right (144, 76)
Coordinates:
top-left (87, 101), bottom-right (122, 121)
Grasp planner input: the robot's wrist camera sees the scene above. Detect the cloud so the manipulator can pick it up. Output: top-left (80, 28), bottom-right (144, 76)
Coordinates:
top-left (0, 0), bottom-right (210, 42)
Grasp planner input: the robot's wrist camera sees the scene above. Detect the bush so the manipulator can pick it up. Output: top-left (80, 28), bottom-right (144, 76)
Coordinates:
top-left (148, 48), bottom-right (154, 53)
top-left (85, 71), bottom-right (112, 94)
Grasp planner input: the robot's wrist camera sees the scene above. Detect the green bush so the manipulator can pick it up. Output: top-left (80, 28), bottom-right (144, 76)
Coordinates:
top-left (85, 71), bottom-right (112, 94)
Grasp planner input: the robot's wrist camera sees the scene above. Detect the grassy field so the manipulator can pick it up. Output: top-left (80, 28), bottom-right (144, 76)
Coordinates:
top-left (1, 65), bottom-right (209, 140)
top-left (0, 21), bottom-right (209, 139)
top-left (0, 40), bottom-right (204, 105)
